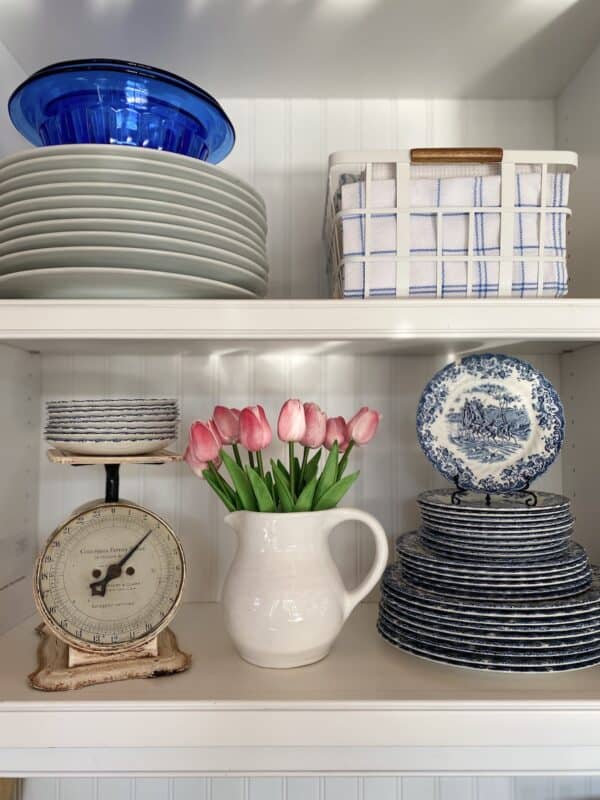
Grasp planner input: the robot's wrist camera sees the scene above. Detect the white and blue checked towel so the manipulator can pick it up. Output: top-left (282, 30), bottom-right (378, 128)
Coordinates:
top-left (338, 171), bottom-right (570, 298)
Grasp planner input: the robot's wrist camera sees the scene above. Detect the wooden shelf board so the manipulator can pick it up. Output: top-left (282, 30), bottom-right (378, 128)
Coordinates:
top-left (3, 604), bottom-right (600, 774)
top-left (46, 448), bottom-right (182, 466)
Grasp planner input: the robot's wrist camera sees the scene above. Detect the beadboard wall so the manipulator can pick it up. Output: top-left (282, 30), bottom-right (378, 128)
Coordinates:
top-left (18, 775), bottom-right (600, 800)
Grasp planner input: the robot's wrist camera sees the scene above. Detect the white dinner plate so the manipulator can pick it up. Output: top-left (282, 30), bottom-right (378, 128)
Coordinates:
top-left (0, 199), bottom-right (266, 249)
top-left (0, 182), bottom-right (266, 239)
top-left (0, 247), bottom-right (267, 294)
top-left (0, 145), bottom-right (264, 209)
top-left (0, 168), bottom-right (267, 231)
top-left (0, 153), bottom-right (265, 213)
top-left (0, 267), bottom-right (258, 299)
top-left (47, 439), bottom-right (174, 456)
top-left (0, 230), bottom-right (268, 278)
top-left (0, 217), bottom-right (267, 266)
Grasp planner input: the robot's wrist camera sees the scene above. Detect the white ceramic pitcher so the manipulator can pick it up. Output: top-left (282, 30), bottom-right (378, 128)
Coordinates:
top-left (222, 508), bottom-right (389, 668)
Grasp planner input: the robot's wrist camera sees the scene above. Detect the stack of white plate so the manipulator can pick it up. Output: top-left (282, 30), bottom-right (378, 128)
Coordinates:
top-left (45, 398), bottom-right (179, 455)
top-left (0, 145), bottom-right (268, 298)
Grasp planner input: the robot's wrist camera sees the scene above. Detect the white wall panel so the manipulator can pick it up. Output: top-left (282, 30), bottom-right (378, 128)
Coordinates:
top-left (22, 776), bottom-right (600, 800)
top-left (0, 345), bottom-right (39, 635)
top-left (558, 40), bottom-right (600, 298)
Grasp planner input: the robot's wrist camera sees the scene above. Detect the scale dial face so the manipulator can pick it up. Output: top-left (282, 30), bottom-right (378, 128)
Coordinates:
top-left (35, 502), bottom-right (185, 653)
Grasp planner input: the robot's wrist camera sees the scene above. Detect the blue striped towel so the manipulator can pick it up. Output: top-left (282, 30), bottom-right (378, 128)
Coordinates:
top-left (338, 171), bottom-right (570, 298)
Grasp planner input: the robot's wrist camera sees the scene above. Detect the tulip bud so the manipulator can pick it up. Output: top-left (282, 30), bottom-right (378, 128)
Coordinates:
top-left (239, 405), bottom-right (272, 452)
top-left (213, 405), bottom-right (241, 445)
top-left (300, 402), bottom-right (327, 448)
top-left (277, 399), bottom-right (306, 443)
top-left (324, 416), bottom-right (349, 452)
top-left (184, 444), bottom-right (221, 477)
top-left (347, 407), bottom-right (381, 446)
top-left (185, 419), bottom-right (222, 476)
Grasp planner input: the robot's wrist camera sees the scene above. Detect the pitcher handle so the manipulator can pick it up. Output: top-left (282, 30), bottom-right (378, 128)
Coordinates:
top-left (328, 507), bottom-right (389, 620)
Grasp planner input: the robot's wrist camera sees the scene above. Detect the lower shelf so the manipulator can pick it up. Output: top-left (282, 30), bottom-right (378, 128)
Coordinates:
top-left (2, 603), bottom-right (600, 776)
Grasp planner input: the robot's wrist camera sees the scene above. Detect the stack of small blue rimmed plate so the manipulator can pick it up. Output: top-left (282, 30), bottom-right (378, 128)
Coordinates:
top-left (378, 353), bottom-right (600, 672)
top-left (45, 398), bottom-right (179, 456)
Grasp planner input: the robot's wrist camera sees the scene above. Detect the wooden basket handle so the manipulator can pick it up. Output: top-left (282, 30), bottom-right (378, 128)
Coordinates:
top-left (410, 147), bottom-right (503, 164)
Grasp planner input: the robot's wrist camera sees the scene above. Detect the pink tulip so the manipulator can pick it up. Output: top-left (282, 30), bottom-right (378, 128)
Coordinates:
top-left (277, 399), bottom-right (306, 443)
top-left (300, 402), bottom-right (327, 448)
top-left (324, 416), bottom-right (349, 452)
top-left (347, 407), bottom-right (381, 445)
top-left (213, 405), bottom-right (241, 445)
top-left (185, 419), bottom-right (222, 476)
top-left (184, 444), bottom-right (221, 477)
top-left (240, 405), bottom-right (272, 452)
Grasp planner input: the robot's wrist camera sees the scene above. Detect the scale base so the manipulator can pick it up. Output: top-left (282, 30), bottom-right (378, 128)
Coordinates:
top-left (29, 624), bottom-right (191, 691)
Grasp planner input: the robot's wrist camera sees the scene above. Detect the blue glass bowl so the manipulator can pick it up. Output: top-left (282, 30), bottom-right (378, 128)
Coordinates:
top-left (8, 59), bottom-right (235, 164)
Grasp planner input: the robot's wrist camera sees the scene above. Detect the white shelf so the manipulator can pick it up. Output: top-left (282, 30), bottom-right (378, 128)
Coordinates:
top-left (2, 603), bottom-right (600, 776)
top-left (1, 299), bottom-right (600, 355)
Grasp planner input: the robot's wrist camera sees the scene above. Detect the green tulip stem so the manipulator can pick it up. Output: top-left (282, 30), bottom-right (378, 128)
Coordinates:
top-left (337, 440), bottom-right (355, 479)
top-left (289, 441), bottom-right (296, 501)
top-left (209, 460), bottom-right (236, 504)
top-left (256, 450), bottom-right (265, 479)
top-left (249, 451), bottom-right (255, 470)
top-left (298, 446), bottom-right (309, 490)
top-left (232, 442), bottom-right (243, 468)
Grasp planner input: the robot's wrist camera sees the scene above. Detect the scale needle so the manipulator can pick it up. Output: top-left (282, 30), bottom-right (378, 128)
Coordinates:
top-left (90, 528), bottom-right (154, 598)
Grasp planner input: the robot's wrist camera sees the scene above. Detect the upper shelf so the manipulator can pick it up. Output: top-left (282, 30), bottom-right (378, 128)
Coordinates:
top-left (1, 0), bottom-right (600, 99)
top-left (3, 603), bottom-right (600, 776)
top-left (1, 298), bottom-right (600, 355)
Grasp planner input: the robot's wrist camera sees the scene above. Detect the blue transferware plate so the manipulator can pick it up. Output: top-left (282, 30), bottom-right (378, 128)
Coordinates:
top-left (418, 488), bottom-right (570, 513)
top-left (380, 592), bottom-right (600, 636)
top-left (8, 59), bottom-right (235, 164)
top-left (416, 355), bottom-right (564, 492)
top-left (419, 510), bottom-right (573, 530)
top-left (378, 607), bottom-right (600, 654)
top-left (377, 616), bottom-right (600, 662)
top-left (419, 524), bottom-right (574, 539)
top-left (382, 563), bottom-right (600, 612)
top-left (400, 577), bottom-right (592, 602)
top-left (400, 563), bottom-right (590, 586)
top-left (396, 532), bottom-right (586, 568)
top-left (376, 622), bottom-right (600, 672)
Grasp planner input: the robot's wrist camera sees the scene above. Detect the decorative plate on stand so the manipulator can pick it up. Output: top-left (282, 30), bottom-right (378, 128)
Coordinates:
top-left (416, 354), bottom-right (564, 493)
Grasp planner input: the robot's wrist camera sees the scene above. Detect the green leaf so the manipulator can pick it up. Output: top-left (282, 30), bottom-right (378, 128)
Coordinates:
top-left (221, 450), bottom-right (257, 511)
top-left (265, 472), bottom-right (274, 495)
top-left (313, 471), bottom-right (360, 511)
top-left (304, 450), bottom-right (322, 485)
top-left (271, 460), bottom-right (294, 513)
top-left (202, 469), bottom-right (237, 512)
top-left (246, 466), bottom-right (277, 513)
top-left (294, 476), bottom-right (317, 512)
top-left (277, 459), bottom-right (290, 481)
top-left (314, 441), bottom-right (339, 506)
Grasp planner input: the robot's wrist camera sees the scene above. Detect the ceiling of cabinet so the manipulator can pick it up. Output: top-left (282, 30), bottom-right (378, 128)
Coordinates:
top-left (0, 0), bottom-right (599, 98)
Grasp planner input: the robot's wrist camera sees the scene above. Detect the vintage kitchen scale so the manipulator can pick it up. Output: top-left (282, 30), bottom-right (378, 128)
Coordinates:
top-left (29, 450), bottom-right (191, 691)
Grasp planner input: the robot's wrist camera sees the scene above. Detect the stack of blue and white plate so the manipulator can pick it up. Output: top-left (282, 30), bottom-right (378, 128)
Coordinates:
top-left (378, 353), bottom-right (600, 672)
top-left (45, 398), bottom-right (179, 456)
top-left (378, 490), bottom-right (600, 672)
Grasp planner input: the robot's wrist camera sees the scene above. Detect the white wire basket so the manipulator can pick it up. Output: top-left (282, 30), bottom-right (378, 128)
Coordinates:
top-left (324, 148), bottom-right (578, 299)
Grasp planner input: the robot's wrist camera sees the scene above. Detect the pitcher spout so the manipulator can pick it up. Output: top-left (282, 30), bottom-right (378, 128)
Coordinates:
top-left (224, 510), bottom-right (244, 532)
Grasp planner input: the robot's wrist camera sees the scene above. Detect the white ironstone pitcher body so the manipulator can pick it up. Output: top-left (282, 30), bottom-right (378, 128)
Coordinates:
top-left (222, 508), bottom-right (388, 668)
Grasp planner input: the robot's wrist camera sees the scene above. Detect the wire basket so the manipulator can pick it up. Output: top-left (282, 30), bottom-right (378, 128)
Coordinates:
top-left (324, 148), bottom-right (577, 299)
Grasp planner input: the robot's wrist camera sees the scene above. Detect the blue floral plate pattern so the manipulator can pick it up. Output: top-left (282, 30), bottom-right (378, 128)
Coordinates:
top-left (416, 354), bottom-right (564, 492)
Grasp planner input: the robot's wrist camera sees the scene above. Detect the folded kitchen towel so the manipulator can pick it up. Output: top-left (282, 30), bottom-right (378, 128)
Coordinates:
top-left (337, 171), bottom-right (569, 298)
